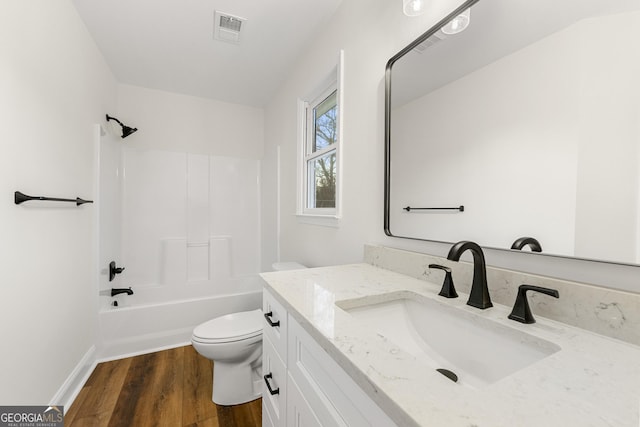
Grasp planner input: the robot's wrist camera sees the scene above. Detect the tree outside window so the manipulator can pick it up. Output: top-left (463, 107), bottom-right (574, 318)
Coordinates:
top-left (305, 89), bottom-right (338, 211)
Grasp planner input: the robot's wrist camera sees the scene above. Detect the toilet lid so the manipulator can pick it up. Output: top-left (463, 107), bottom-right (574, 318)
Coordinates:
top-left (193, 309), bottom-right (263, 342)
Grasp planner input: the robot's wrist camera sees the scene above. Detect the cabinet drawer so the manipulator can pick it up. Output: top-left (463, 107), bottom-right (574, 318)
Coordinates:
top-left (263, 336), bottom-right (287, 426)
top-left (263, 288), bottom-right (288, 362)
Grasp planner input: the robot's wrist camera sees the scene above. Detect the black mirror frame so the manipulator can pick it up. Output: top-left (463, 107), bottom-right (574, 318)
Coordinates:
top-left (384, 0), bottom-right (480, 237)
top-left (382, 0), bottom-right (639, 268)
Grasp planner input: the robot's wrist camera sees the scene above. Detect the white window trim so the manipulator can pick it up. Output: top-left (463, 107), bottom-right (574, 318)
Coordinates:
top-left (296, 50), bottom-right (344, 227)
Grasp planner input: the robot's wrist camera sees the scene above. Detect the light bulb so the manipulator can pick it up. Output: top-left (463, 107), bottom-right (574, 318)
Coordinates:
top-left (403, 0), bottom-right (425, 17)
top-left (441, 8), bottom-right (471, 35)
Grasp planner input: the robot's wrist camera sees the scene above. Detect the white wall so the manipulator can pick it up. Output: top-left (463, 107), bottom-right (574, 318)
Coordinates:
top-left (262, 0), bottom-right (640, 292)
top-left (263, 0), bottom-right (461, 270)
top-left (263, 0), bottom-right (489, 269)
top-left (0, 0), bottom-right (117, 404)
top-left (116, 84), bottom-right (264, 158)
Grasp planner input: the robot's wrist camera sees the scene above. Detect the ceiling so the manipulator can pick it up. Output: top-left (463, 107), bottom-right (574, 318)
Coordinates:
top-left (72, 0), bottom-right (343, 107)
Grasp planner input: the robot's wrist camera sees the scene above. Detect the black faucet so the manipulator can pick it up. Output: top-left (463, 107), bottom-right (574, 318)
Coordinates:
top-left (511, 237), bottom-right (542, 252)
top-left (111, 287), bottom-right (134, 297)
top-left (446, 241), bottom-right (493, 309)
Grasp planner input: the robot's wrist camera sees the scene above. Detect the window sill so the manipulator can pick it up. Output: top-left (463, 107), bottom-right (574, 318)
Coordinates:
top-left (295, 213), bottom-right (341, 228)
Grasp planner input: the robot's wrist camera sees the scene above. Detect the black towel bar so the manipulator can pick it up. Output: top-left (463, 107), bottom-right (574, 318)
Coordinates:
top-left (404, 205), bottom-right (464, 212)
top-left (14, 191), bottom-right (93, 206)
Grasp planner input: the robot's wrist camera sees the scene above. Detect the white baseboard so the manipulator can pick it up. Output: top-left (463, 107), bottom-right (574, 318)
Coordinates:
top-left (51, 345), bottom-right (97, 410)
top-left (97, 340), bottom-right (193, 363)
top-left (97, 326), bottom-right (194, 362)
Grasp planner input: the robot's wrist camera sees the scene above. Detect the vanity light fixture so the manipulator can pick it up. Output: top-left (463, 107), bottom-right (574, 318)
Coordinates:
top-left (403, 0), bottom-right (426, 17)
top-left (441, 8), bottom-right (471, 34)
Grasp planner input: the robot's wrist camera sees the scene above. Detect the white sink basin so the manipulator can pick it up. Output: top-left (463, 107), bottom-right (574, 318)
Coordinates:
top-left (337, 292), bottom-right (560, 388)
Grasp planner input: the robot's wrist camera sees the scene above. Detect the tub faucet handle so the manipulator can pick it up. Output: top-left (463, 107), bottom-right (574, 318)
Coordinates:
top-left (109, 261), bottom-right (125, 282)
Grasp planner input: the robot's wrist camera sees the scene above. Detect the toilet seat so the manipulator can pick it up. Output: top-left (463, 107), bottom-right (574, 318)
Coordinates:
top-left (192, 308), bottom-right (263, 343)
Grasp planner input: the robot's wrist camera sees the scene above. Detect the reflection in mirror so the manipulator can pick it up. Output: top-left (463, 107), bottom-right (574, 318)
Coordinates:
top-left (386, 0), bottom-right (640, 266)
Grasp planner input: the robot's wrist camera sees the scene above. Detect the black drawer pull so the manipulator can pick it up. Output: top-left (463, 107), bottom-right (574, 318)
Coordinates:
top-left (263, 373), bottom-right (280, 395)
top-left (264, 311), bottom-right (280, 327)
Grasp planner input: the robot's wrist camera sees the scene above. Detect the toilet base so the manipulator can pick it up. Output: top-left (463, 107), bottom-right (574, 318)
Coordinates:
top-left (212, 357), bottom-right (263, 406)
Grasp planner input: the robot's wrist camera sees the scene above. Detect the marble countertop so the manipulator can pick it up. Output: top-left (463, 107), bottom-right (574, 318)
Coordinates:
top-left (260, 263), bottom-right (640, 427)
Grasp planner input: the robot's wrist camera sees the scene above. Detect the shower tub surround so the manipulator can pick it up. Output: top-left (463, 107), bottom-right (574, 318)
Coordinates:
top-left (118, 150), bottom-right (260, 290)
top-left (97, 139), bottom-right (262, 359)
top-left (260, 246), bottom-right (640, 426)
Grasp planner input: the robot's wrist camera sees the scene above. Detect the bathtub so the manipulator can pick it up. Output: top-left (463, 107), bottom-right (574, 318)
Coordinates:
top-left (98, 276), bottom-right (263, 361)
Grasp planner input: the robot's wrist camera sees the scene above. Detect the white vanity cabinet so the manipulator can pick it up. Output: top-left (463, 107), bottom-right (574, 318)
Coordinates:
top-left (262, 288), bottom-right (288, 426)
top-left (262, 288), bottom-right (397, 427)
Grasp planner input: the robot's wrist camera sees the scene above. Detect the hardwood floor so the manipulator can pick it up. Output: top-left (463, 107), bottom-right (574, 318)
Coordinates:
top-left (65, 346), bottom-right (262, 427)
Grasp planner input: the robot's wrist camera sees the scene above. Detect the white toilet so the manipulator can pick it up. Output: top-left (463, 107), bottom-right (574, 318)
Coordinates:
top-left (191, 309), bottom-right (264, 405)
top-left (191, 261), bottom-right (306, 406)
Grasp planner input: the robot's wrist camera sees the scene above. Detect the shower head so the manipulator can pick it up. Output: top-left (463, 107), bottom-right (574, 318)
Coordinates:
top-left (121, 124), bottom-right (137, 138)
top-left (106, 114), bottom-right (138, 139)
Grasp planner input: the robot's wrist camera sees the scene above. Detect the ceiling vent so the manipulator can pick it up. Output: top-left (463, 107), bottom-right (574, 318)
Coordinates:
top-left (214, 11), bottom-right (246, 44)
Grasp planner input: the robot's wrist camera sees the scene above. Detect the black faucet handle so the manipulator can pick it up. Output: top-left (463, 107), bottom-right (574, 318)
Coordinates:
top-left (508, 284), bottom-right (559, 324)
top-left (109, 261), bottom-right (125, 282)
top-left (428, 264), bottom-right (458, 299)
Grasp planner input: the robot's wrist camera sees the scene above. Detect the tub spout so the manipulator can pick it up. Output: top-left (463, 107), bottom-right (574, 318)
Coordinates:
top-left (111, 287), bottom-right (134, 297)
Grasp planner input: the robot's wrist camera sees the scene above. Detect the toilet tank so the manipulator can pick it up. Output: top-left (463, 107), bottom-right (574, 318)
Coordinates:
top-left (272, 262), bottom-right (306, 271)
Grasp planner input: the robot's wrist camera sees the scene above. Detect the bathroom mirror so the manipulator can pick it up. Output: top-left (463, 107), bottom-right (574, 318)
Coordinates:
top-left (385, 0), bottom-right (640, 266)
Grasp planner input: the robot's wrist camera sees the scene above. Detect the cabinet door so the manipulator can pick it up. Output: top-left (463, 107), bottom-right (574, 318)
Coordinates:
top-left (263, 336), bottom-right (287, 427)
top-left (287, 373), bottom-right (324, 427)
top-left (287, 316), bottom-right (397, 427)
top-left (263, 400), bottom-right (276, 427)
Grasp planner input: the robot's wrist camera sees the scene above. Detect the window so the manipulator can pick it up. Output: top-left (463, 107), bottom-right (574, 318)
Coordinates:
top-left (306, 88), bottom-right (337, 209)
top-left (297, 51), bottom-right (343, 223)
